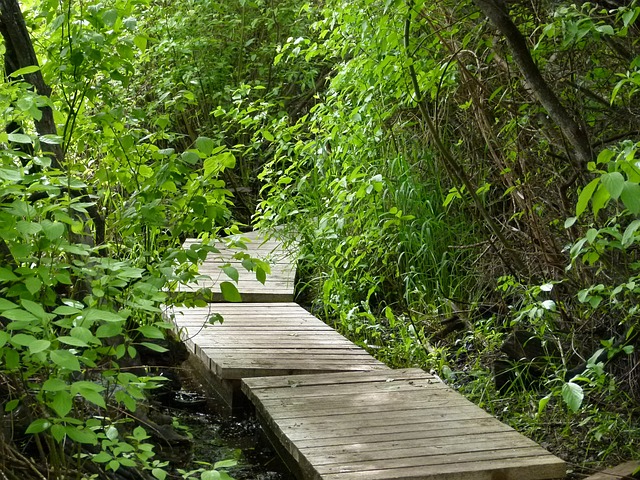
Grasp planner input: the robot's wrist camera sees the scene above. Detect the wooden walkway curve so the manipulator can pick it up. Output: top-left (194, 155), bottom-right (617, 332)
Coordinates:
top-left (166, 230), bottom-right (566, 480)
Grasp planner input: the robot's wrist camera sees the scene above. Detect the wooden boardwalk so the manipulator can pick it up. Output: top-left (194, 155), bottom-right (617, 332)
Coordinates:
top-left (179, 230), bottom-right (297, 302)
top-left (243, 370), bottom-right (566, 480)
top-left (168, 230), bottom-right (566, 480)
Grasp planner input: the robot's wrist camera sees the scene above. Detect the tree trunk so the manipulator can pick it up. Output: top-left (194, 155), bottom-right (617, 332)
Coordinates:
top-left (473, 0), bottom-right (594, 168)
top-left (0, 0), bottom-right (63, 168)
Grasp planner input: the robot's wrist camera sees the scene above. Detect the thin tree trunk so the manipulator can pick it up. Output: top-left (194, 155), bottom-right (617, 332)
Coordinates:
top-left (0, 0), bottom-right (63, 168)
top-left (473, 0), bottom-right (593, 168)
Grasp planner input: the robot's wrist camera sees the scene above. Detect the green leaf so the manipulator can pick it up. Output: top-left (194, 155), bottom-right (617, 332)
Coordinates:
top-left (622, 219), bottom-right (640, 247)
top-left (102, 9), bottom-right (118, 26)
top-left (64, 425), bottom-right (97, 445)
top-left (262, 129), bottom-right (275, 142)
top-left (8, 133), bottom-right (32, 144)
top-left (49, 390), bottom-right (73, 417)
top-left (256, 266), bottom-right (267, 285)
top-left (96, 322), bottom-right (123, 338)
top-left (0, 268), bottom-right (18, 282)
top-left (42, 378), bottom-right (69, 392)
top-left (51, 424), bottom-right (66, 442)
top-left (5, 399), bottom-right (19, 412)
top-left (220, 281), bottom-right (242, 302)
top-left (576, 178), bottom-right (600, 217)
top-left (25, 276), bottom-right (42, 295)
top-left (39, 134), bottom-right (63, 145)
top-left (196, 136), bottom-right (215, 155)
top-left (10, 333), bottom-right (38, 347)
top-left (29, 339), bottom-right (51, 354)
top-left (83, 308), bottom-right (127, 323)
top-left (621, 181), bottom-right (640, 214)
top-left (3, 309), bottom-right (38, 322)
top-left (93, 451), bottom-right (112, 463)
top-left (562, 382), bottom-right (584, 413)
top-left (137, 325), bottom-right (165, 339)
top-left (222, 265), bottom-right (239, 282)
top-left (0, 298), bottom-right (19, 311)
top-left (58, 336), bottom-right (89, 347)
top-left (601, 172), bottom-right (625, 200)
top-left (151, 467), bottom-right (167, 480)
top-left (139, 342), bottom-right (168, 353)
top-left (26, 418), bottom-right (51, 434)
top-left (50, 350), bottom-right (81, 371)
top-left (53, 305), bottom-right (82, 315)
top-left (73, 386), bottom-right (106, 408)
top-left (214, 459), bottom-right (238, 469)
top-left (42, 221), bottom-right (66, 240)
top-left (21, 299), bottom-right (47, 320)
top-left (9, 65), bottom-right (40, 77)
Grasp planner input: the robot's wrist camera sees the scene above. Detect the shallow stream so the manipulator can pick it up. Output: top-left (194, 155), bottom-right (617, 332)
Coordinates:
top-left (159, 367), bottom-right (296, 480)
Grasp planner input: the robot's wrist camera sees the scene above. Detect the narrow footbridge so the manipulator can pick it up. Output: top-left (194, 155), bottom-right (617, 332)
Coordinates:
top-left (165, 230), bottom-right (566, 480)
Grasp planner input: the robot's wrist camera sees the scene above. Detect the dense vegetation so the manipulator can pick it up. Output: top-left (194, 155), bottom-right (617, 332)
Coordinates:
top-left (1, 0), bottom-right (640, 478)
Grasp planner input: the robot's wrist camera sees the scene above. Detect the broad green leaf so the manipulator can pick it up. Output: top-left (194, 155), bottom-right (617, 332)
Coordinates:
top-left (39, 134), bottom-right (63, 145)
top-left (151, 467), bottom-right (167, 480)
top-left (0, 168), bottom-right (22, 181)
top-left (576, 178), bottom-right (600, 217)
top-left (49, 390), bottom-right (73, 417)
top-left (137, 325), bottom-right (165, 339)
top-left (562, 382), bottom-right (584, 413)
top-left (29, 339), bottom-right (51, 354)
top-left (0, 299), bottom-right (19, 311)
top-left (621, 181), bottom-right (640, 214)
top-left (222, 265), bottom-right (239, 282)
top-left (214, 459), bottom-right (238, 469)
top-left (53, 305), bottom-right (81, 315)
top-left (42, 378), bottom-right (69, 392)
top-left (83, 308), bottom-right (127, 323)
top-left (4, 399), bottom-right (19, 412)
top-left (622, 219), bottom-right (640, 247)
top-left (0, 331), bottom-right (9, 348)
top-left (93, 451), bottom-right (112, 463)
top-left (8, 65), bottom-right (40, 77)
top-left (220, 281), bottom-right (242, 302)
top-left (3, 309), bottom-right (38, 322)
top-left (96, 322), bottom-right (123, 338)
top-left (64, 426), bottom-right (97, 445)
top-left (50, 349), bottom-right (81, 371)
top-left (74, 387), bottom-right (106, 408)
top-left (26, 418), bottom-right (51, 434)
top-left (58, 336), bottom-right (89, 347)
top-left (139, 342), bottom-right (168, 353)
top-left (0, 268), bottom-right (18, 282)
top-left (21, 299), bottom-right (47, 320)
top-left (10, 333), bottom-right (37, 347)
top-left (601, 172), bottom-right (625, 200)
top-left (41, 221), bottom-right (65, 240)
top-left (256, 266), bottom-right (266, 285)
top-left (8, 133), bottom-right (32, 144)
top-left (102, 9), bottom-right (118, 26)
top-left (51, 424), bottom-right (66, 442)
top-left (25, 276), bottom-right (42, 295)
top-left (196, 136), bottom-right (215, 155)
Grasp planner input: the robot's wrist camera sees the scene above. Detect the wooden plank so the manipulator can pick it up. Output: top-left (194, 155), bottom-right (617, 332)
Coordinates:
top-left (242, 369), bottom-right (566, 480)
top-left (584, 461), bottom-right (640, 480)
top-left (167, 303), bottom-right (387, 386)
top-left (179, 231), bottom-right (298, 302)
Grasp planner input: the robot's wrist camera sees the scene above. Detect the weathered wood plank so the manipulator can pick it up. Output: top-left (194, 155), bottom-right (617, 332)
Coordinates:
top-left (584, 461), bottom-right (640, 480)
top-left (242, 369), bottom-right (566, 480)
top-left (178, 231), bottom-right (298, 302)
top-left (167, 303), bottom-right (388, 389)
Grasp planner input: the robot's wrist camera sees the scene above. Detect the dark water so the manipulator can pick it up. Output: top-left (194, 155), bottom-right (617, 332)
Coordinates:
top-left (158, 370), bottom-right (296, 480)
